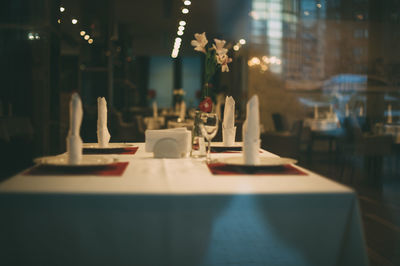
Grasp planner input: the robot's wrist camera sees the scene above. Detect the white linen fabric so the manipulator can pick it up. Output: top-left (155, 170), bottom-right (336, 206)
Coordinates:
top-left (223, 96), bottom-right (235, 129)
top-left (0, 143), bottom-right (368, 266)
top-left (222, 96), bottom-right (236, 146)
top-left (67, 92), bottom-right (83, 164)
top-left (243, 95), bottom-right (260, 165)
top-left (97, 97), bottom-right (111, 147)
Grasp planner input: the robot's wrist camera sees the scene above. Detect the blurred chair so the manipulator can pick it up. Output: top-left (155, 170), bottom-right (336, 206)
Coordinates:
top-left (109, 109), bottom-right (142, 142)
top-left (261, 120), bottom-right (303, 159)
top-left (272, 113), bottom-right (288, 132)
top-left (337, 117), bottom-right (393, 185)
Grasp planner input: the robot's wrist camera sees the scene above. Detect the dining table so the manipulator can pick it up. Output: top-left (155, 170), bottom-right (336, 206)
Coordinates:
top-left (0, 143), bottom-right (368, 266)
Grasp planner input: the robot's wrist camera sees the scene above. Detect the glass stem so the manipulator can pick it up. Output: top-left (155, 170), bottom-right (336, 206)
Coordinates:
top-left (206, 139), bottom-right (211, 162)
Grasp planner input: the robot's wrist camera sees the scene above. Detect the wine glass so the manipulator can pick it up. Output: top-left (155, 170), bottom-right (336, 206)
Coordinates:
top-left (200, 112), bottom-right (218, 163)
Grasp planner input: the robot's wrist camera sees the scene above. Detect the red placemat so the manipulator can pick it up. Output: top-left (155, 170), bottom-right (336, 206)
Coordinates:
top-left (83, 147), bottom-right (138, 155)
top-left (207, 163), bottom-right (308, 175)
top-left (23, 162), bottom-right (129, 176)
top-left (210, 147), bottom-right (263, 153)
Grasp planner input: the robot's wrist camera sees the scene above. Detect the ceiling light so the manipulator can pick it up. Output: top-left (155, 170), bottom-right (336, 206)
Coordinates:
top-left (179, 20), bottom-right (186, 26)
top-left (80, 31), bottom-right (86, 36)
top-left (84, 34), bottom-right (90, 40)
top-left (178, 26), bottom-right (185, 31)
top-left (57, 19), bottom-right (61, 24)
top-left (88, 39), bottom-right (93, 44)
top-left (316, 3), bottom-right (322, 8)
top-left (177, 30), bottom-right (184, 36)
top-left (182, 8), bottom-right (189, 14)
top-left (60, 7), bottom-right (65, 12)
top-left (72, 18), bottom-right (78, 24)
top-left (28, 33), bottom-right (34, 40)
top-left (233, 45), bottom-right (239, 51)
top-left (304, 11), bottom-right (310, 16)
top-left (175, 37), bottom-right (182, 43)
top-left (239, 39), bottom-right (246, 45)
top-left (184, 0), bottom-right (191, 5)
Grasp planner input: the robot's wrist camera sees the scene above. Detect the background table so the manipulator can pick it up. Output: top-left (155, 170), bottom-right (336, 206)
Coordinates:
top-left (0, 143), bottom-right (368, 266)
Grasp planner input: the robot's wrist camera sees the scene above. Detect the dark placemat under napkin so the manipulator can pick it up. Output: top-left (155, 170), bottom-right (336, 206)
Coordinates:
top-left (207, 163), bottom-right (307, 175)
top-left (210, 146), bottom-right (242, 153)
top-left (24, 162), bottom-right (129, 176)
top-left (83, 147), bottom-right (138, 155)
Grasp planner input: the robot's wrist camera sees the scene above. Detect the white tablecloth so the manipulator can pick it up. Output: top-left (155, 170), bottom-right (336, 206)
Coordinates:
top-left (0, 143), bottom-right (368, 266)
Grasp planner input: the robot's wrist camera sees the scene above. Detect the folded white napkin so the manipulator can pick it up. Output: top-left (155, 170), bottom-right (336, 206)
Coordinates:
top-left (222, 96), bottom-right (236, 146)
top-left (242, 95), bottom-right (260, 165)
top-left (179, 101), bottom-right (186, 121)
top-left (387, 104), bottom-right (392, 123)
top-left (145, 128), bottom-right (191, 158)
top-left (67, 93), bottom-right (83, 164)
top-left (153, 101), bottom-right (158, 118)
top-left (97, 97), bottom-right (111, 147)
top-left (223, 96), bottom-right (235, 129)
top-left (314, 105), bottom-right (319, 119)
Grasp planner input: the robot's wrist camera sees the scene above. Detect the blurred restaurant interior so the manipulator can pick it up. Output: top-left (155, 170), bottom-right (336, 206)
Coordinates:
top-left (1, 0), bottom-right (400, 265)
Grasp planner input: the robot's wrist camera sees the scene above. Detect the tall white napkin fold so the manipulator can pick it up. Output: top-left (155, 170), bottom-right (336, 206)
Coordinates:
top-left (153, 101), bottom-right (158, 118)
top-left (387, 104), bottom-right (392, 124)
top-left (314, 105), bottom-right (319, 119)
top-left (222, 96), bottom-right (236, 146)
top-left (223, 96), bottom-right (235, 129)
top-left (145, 128), bottom-right (191, 157)
top-left (242, 95), bottom-right (260, 165)
top-left (179, 101), bottom-right (186, 121)
top-left (67, 93), bottom-right (83, 164)
top-left (97, 97), bottom-right (111, 147)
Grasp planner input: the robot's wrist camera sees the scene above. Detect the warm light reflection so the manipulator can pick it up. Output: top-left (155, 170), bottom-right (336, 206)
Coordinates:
top-left (57, 19), bottom-right (61, 24)
top-left (60, 7), bottom-right (65, 12)
top-left (84, 34), bottom-right (90, 40)
top-left (233, 45), bottom-right (239, 51)
top-left (249, 57), bottom-right (261, 66)
top-left (72, 18), bottom-right (78, 24)
top-left (239, 39), bottom-right (246, 45)
top-left (316, 3), bottom-right (322, 8)
top-left (177, 30), bottom-right (183, 36)
top-left (184, 0), bottom-right (191, 6)
top-left (88, 39), bottom-right (93, 44)
top-left (182, 8), bottom-right (189, 14)
top-left (304, 11), bottom-right (310, 16)
top-left (178, 26), bottom-right (185, 31)
top-left (80, 31), bottom-right (86, 36)
top-left (179, 20), bottom-right (186, 26)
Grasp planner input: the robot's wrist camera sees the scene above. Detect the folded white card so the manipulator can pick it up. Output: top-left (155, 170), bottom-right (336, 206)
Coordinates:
top-left (145, 128), bottom-right (191, 158)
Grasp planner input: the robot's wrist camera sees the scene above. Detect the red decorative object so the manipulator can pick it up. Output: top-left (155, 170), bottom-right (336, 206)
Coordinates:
top-left (24, 162), bottom-right (129, 176)
top-left (199, 97), bottom-right (213, 113)
top-left (147, 89), bottom-right (156, 99)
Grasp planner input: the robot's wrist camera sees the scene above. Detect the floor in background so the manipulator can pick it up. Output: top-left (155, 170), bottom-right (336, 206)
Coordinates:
top-left (298, 151), bottom-right (400, 266)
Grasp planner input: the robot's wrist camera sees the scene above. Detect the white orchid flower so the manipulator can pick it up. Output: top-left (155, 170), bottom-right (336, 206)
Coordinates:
top-left (212, 38), bottom-right (228, 56)
top-left (216, 54), bottom-right (232, 72)
top-left (191, 32), bottom-right (208, 53)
